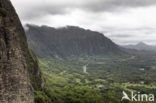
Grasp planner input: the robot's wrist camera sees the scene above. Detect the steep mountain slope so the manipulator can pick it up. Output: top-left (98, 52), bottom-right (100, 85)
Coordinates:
top-left (26, 24), bottom-right (123, 58)
top-left (122, 42), bottom-right (156, 51)
top-left (0, 0), bottom-right (43, 103)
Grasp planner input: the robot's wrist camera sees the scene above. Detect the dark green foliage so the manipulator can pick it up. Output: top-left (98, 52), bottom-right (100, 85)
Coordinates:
top-left (0, 8), bottom-right (8, 17)
top-left (24, 46), bottom-right (43, 90)
top-left (34, 91), bottom-right (52, 103)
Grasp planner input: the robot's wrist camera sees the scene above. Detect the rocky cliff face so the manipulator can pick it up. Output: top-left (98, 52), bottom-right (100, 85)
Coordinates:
top-left (26, 25), bottom-right (123, 58)
top-left (0, 0), bottom-right (42, 103)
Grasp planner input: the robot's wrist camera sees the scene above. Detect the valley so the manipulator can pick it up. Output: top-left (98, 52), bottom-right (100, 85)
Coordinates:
top-left (35, 54), bottom-right (156, 103)
top-left (1, 0), bottom-right (156, 103)
top-left (25, 24), bottom-right (156, 103)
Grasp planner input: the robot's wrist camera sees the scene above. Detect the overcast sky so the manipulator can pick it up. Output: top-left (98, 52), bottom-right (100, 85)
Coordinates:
top-left (11, 0), bottom-right (156, 45)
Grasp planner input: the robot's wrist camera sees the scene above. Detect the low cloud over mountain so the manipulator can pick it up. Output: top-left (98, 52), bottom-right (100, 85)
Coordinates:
top-left (11, 0), bottom-right (156, 45)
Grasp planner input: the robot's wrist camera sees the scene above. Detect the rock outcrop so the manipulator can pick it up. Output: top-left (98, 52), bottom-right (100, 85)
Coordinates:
top-left (0, 0), bottom-right (42, 103)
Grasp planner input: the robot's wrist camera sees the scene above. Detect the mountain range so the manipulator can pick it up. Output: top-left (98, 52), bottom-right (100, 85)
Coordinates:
top-left (25, 24), bottom-right (124, 58)
top-left (122, 42), bottom-right (156, 51)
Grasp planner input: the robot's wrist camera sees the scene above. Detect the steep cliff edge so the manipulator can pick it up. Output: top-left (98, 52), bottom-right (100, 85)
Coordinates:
top-left (0, 0), bottom-right (43, 103)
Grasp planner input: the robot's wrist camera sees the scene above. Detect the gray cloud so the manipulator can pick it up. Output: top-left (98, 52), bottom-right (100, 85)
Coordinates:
top-left (105, 28), bottom-right (156, 45)
top-left (11, 0), bottom-right (156, 45)
top-left (107, 34), bottom-right (133, 38)
top-left (11, 0), bottom-right (156, 20)
top-left (83, 0), bottom-right (156, 12)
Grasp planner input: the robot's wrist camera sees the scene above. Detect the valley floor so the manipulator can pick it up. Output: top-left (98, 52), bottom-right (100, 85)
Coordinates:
top-left (35, 54), bottom-right (156, 103)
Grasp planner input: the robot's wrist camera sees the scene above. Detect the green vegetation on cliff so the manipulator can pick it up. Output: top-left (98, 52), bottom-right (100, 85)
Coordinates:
top-left (0, 1), bottom-right (43, 103)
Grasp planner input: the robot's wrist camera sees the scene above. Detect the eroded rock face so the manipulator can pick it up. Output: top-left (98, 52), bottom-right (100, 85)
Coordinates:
top-left (0, 0), bottom-right (42, 103)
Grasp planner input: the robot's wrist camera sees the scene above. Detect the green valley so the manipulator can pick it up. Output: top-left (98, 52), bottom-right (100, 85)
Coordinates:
top-left (34, 54), bottom-right (156, 103)
top-left (25, 24), bottom-right (156, 103)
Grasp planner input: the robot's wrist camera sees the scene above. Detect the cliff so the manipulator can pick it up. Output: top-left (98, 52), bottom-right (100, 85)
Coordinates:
top-left (0, 0), bottom-right (42, 103)
top-left (26, 25), bottom-right (123, 58)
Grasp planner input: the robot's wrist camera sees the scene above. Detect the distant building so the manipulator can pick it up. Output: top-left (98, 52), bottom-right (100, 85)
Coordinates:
top-left (83, 65), bottom-right (87, 73)
top-left (139, 68), bottom-right (145, 71)
top-left (140, 81), bottom-right (145, 84)
top-left (97, 85), bottom-right (105, 88)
